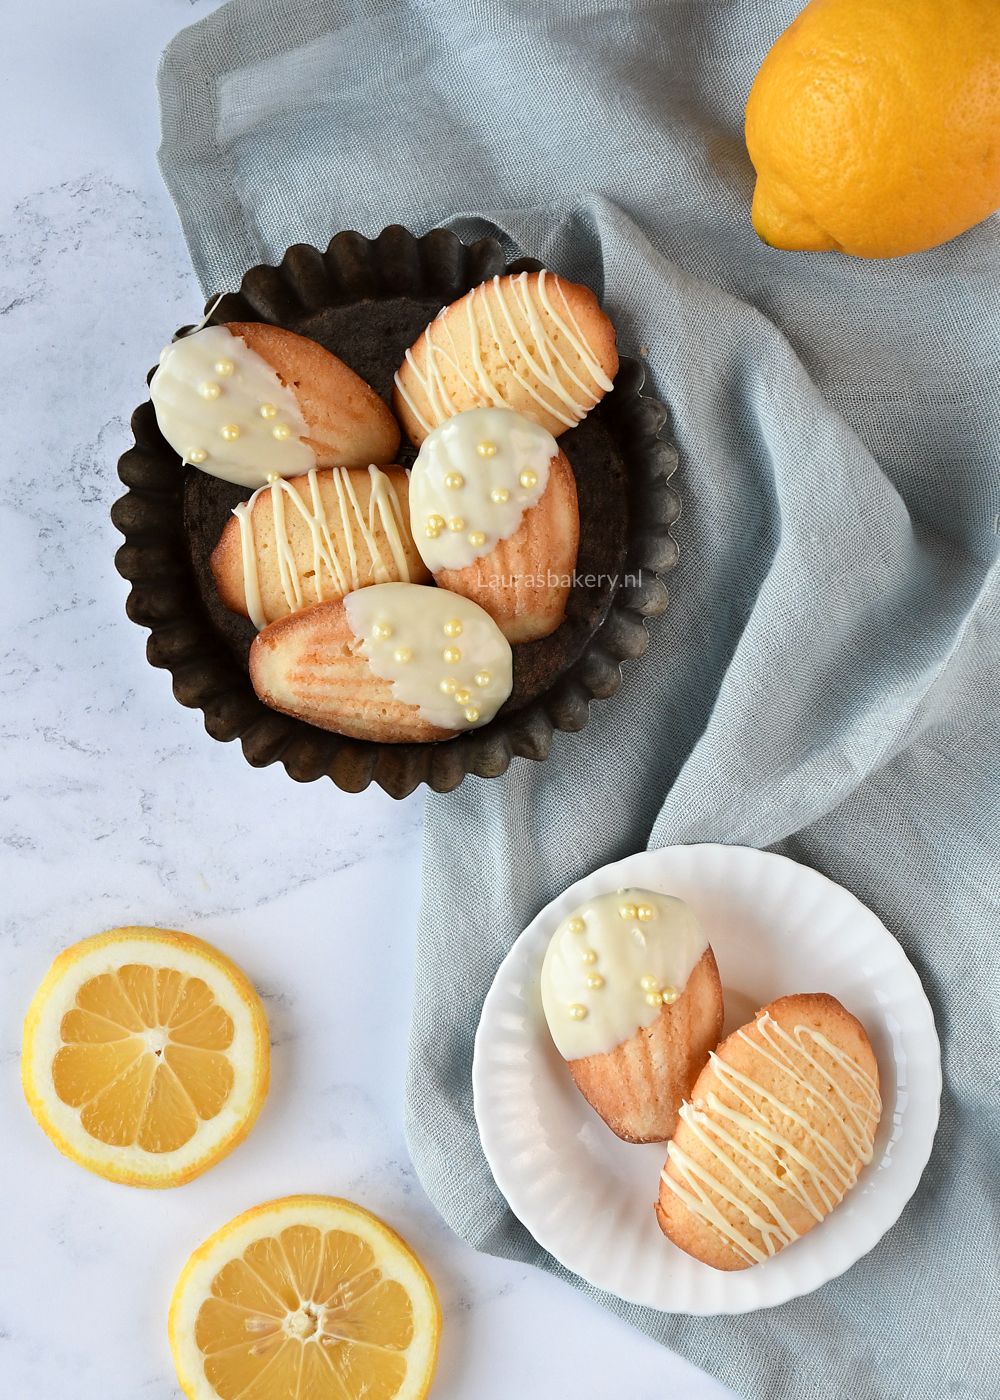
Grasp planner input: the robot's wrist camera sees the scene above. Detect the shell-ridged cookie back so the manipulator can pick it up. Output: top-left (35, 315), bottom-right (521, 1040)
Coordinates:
top-left (211, 466), bottom-right (429, 626)
top-left (248, 600), bottom-right (452, 743)
top-left (656, 993), bottom-right (881, 1270)
top-left (228, 321), bottom-right (401, 468)
top-left (392, 271), bottom-right (618, 444)
top-left (567, 947), bottom-right (724, 1143)
top-left (434, 451), bottom-right (579, 643)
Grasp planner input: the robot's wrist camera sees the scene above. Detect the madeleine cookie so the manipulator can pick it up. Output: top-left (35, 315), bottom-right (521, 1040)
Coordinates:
top-left (150, 322), bottom-right (399, 488)
top-left (540, 891), bottom-right (724, 1144)
top-left (393, 270), bottom-right (618, 444)
top-left (656, 993), bottom-right (882, 1270)
top-left (249, 584), bottom-right (513, 742)
top-left (410, 408), bottom-right (579, 643)
top-left (210, 465), bottom-right (430, 629)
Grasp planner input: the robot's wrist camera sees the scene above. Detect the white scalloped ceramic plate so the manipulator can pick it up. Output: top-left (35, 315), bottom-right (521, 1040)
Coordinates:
top-left (472, 844), bottom-right (940, 1314)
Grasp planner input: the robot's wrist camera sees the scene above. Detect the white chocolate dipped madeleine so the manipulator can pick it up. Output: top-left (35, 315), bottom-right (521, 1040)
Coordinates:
top-left (656, 993), bottom-right (882, 1271)
top-left (150, 322), bottom-right (399, 488)
top-left (249, 584), bottom-right (513, 743)
top-left (393, 270), bottom-right (618, 445)
top-left (540, 890), bottom-right (724, 1144)
top-left (410, 408), bottom-right (579, 643)
top-left (210, 465), bottom-right (430, 629)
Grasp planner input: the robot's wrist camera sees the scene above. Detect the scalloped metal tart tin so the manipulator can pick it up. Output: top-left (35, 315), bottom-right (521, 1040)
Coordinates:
top-left (113, 226), bottom-right (679, 798)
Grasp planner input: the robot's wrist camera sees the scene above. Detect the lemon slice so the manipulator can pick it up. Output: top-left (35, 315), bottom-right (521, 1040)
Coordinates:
top-left (169, 1195), bottom-right (441, 1400)
top-left (22, 927), bottom-right (269, 1187)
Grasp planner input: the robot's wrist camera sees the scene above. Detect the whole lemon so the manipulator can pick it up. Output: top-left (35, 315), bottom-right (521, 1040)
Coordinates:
top-left (745, 0), bottom-right (1000, 257)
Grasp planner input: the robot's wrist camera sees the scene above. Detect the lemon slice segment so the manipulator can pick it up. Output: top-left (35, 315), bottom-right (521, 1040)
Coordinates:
top-left (22, 927), bottom-right (269, 1187)
top-left (170, 1196), bottom-right (441, 1400)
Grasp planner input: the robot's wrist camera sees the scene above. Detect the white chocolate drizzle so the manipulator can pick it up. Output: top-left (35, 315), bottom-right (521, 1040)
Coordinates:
top-left (232, 466), bottom-right (413, 630)
top-left (540, 890), bottom-right (709, 1060)
top-left (343, 583), bottom-right (513, 730)
top-left (394, 270), bottom-right (614, 436)
top-left (150, 325), bottom-right (313, 487)
top-left (410, 407), bottom-right (556, 571)
top-left (660, 1012), bottom-right (881, 1264)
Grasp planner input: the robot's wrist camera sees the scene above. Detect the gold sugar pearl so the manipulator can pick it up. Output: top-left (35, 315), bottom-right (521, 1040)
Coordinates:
top-left (214, 358), bottom-right (235, 376)
top-left (440, 678), bottom-right (457, 695)
top-left (619, 903), bottom-right (638, 921)
top-left (477, 440), bottom-right (498, 457)
top-left (272, 423), bottom-right (291, 441)
top-left (640, 975), bottom-right (659, 992)
top-left (447, 516), bottom-right (465, 532)
top-left (645, 991), bottom-right (664, 1008)
top-left (490, 487), bottom-right (510, 504)
top-left (519, 469), bottom-right (538, 489)
top-left (394, 647), bottom-right (413, 664)
top-left (566, 917), bottom-right (586, 934)
top-left (586, 974), bottom-right (605, 990)
top-left (187, 449), bottom-right (208, 465)
top-left (468, 531), bottom-right (486, 547)
top-left (568, 1003), bottom-right (588, 1021)
top-left (198, 381), bottom-right (221, 400)
top-left (372, 622), bottom-right (393, 640)
top-left (259, 402), bottom-right (278, 419)
top-left (464, 706), bottom-right (481, 723)
top-left (662, 986), bottom-right (679, 1005)
top-left (637, 903), bottom-right (655, 921)
top-left (266, 472), bottom-right (280, 484)
top-left (444, 472), bottom-right (465, 489)
top-left (443, 619), bottom-right (463, 638)
top-left (220, 423), bottom-right (241, 441)
top-left (580, 948), bottom-right (598, 964)
top-left (474, 671), bottom-right (491, 688)
top-left (454, 688), bottom-right (471, 706)
top-left (442, 647), bottom-right (461, 665)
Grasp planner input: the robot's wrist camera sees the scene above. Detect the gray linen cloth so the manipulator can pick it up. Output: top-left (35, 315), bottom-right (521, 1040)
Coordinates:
top-left (157, 3), bottom-right (1000, 1396)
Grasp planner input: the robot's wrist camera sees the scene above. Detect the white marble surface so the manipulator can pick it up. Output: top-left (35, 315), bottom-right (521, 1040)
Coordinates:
top-left (0, 4), bottom-right (733, 1397)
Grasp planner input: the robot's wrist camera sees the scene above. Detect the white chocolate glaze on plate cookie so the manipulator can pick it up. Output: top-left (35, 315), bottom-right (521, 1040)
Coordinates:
top-left (150, 325), bottom-right (313, 487)
top-left (410, 407), bottom-right (555, 572)
top-left (659, 999), bottom-right (881, 1268)
top-left (540, 889), bottom-right (709, 1059)
top-left (343, 583), bottom-right (512, 730)
top-left (232, 466), bottom-right (415, 630)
